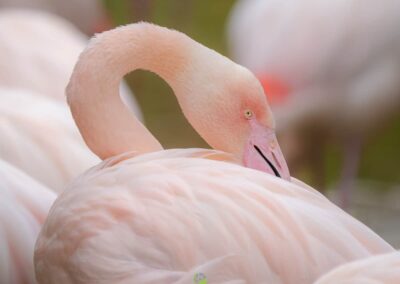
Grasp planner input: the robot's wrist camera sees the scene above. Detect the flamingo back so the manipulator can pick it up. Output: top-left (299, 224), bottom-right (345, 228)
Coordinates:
top-left (35, 149), bottom-right (393, 284)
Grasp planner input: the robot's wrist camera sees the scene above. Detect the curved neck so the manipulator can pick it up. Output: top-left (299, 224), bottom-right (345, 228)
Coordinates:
top-left (67, 23), bottom-right (200, 159)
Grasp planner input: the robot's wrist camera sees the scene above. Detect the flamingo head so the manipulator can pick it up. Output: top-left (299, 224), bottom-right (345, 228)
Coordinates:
top-left (179, 60), bottom-right (290, 180)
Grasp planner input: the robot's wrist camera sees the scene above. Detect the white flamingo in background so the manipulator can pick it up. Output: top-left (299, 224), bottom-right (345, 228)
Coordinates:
top-left (0, 88), bottom-right (98, 192)
top-left (314, 251), bottom-right (400, 284)
top-left (227, 0), bottom-right (400, 205)
top-left (34, 23), bottom-right (393, 284)
top-left (0, 10), bottom-right (143, 191)
top-left (0, 9), bottom-right (142, 117)
top-left (0, 159), bottom-right (56, 284)
top-left (0, 0), bottom-right (106, 34)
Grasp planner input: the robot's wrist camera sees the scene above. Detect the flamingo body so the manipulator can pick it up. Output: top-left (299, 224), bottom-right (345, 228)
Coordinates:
top-left (35, 149), bottom-right (393, 284)
top-left (0, 10), bottom-right (144, 191)
top-left (0, 159), bottom-right (56, 284)
top-left (0, 88), bottom-right (98, 192)
top-left (0, 9), bottom-right (87, 101)
top-left (0, 9), bottom-right (142, 118)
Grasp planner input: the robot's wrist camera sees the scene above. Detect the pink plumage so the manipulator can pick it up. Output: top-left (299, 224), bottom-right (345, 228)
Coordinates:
top-left (0, 10), bottom-right (143, 192)
top-left (0, 88), bottom-right (98, 192)
top-left (0, 9), bottom-right (142, 116)
top-left (34, 23), bottom-right (394, 283)
top-left (0, 159), bottom-right (56, 284)
top-left (35, 149), bottom-right (393, 283)
top-left (314, 251), bottom-right (400, 284)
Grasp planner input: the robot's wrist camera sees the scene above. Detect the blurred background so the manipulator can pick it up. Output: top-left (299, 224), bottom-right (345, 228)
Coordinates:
top-left (0, 0), bottom-right (399, 246)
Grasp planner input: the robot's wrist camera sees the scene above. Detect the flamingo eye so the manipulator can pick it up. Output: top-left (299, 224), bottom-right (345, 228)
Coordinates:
top-left (244, 109), bottom-right (253, 119)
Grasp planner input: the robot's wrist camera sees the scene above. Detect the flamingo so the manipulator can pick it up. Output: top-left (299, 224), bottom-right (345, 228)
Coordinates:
top-left (227, 0), bottom-right (400, 204)
top-left (34, 23), bottom-right (393, 284)
top-left (0, 159), bottom-right (56, 284)
top-left (0, 10), bottom-right (144, 191)
top-left (314, 251), bottom-right (400, 283)
top-left (0, 9), bottom-right (142, 118)
top-left (0, 87), bottom-right (99, 192)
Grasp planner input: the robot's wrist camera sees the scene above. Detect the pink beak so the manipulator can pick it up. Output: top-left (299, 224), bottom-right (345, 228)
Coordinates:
top-left (243, 120), bottom-right (290, 180)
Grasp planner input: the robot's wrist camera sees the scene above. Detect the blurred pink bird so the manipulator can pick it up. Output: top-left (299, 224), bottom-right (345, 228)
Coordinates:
top-left (0, 159), bottom-right (56, 284)
top-left (0, 87), bottom-right (99, 192)
top-left (35, 23), bottom-right (393, 284)
top-left (314, 251), bottom-right (400, 284)
top-left (228, 0), bottom-right (400, 205)
top-left (0, 9), bottom-right (143, 117)
top-left (0, 10), bottom-right (143, 191)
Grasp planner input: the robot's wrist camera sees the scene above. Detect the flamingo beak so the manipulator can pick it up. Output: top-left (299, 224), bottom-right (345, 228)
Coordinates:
top-left (243, 120), bottom-right (290, 180)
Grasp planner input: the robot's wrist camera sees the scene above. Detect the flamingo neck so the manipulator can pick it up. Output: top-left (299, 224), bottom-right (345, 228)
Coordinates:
top-left (67, 23), bottom-right (199, 159)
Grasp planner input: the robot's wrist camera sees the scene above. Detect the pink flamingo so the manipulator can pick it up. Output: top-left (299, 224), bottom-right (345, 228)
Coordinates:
top-left (0, 9), bottom-right (142, 117)
top-left (35, 23), bottom-right (393, 284)
top-left (0, 159), bottom-right (56, 284)
top-left (0, 87), bottom-right (99, 192)
top-left (227, 0), bottom-right (400, 205)
top-left (314, 251), bottom-right (400, 283)
top-left (0, 10), bottom-right (144, 191)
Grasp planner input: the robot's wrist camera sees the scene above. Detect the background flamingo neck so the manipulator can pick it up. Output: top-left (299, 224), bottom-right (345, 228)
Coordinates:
top-left (67, 23), bottom-right (195, 159)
